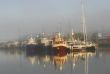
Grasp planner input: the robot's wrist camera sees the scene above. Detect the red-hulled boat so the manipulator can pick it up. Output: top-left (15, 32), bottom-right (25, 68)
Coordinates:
top-left (52, 33), bottom-right (69, 51)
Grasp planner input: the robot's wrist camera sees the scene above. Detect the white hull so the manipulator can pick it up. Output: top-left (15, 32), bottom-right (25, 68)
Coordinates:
top-left (70, 43), bottom-right (96, 50)
top-left (53, 44), bottom-right (69, 48)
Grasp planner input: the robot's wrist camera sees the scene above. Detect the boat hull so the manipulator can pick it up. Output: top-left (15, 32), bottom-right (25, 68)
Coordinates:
top-left (53, 46), bottom-right (70, 54)
top-left (26, 44), bottom-right (46, 55)
top-left (85, 46), bottom-right (96, 52)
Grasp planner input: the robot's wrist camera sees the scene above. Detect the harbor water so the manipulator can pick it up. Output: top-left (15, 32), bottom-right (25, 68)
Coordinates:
top-left (0, 47), bottom-right (110, 74)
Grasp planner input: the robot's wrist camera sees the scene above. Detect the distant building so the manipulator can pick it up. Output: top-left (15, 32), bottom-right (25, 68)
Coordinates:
top-left (98, 33), bottom-right (110, 46)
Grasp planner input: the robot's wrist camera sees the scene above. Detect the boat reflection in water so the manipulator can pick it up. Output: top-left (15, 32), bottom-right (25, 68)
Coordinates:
top-left (1, 46), bottom-right (110, 74)
top-left (25, 46), bottom-right (96, 72)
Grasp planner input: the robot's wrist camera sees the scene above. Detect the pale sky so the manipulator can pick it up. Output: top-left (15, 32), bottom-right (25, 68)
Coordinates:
top-left (0, 0), bottom-right (110, 41)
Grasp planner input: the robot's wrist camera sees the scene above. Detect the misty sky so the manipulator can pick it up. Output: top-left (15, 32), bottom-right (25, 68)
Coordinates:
top-left (0, 0), bottom-right (110, 41)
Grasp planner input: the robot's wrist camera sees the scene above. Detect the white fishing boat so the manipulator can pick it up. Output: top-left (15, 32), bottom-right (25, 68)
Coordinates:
top-left (80, 0), bottom-right (96, 50)
top-left (69, 0), bottom-right (96, 51)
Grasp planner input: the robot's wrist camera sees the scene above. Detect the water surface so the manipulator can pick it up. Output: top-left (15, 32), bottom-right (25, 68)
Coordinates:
top-left (0, 48), bottom-right (110, 74)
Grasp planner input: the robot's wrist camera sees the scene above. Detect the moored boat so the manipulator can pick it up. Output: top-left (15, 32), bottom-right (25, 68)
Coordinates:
top-left (26, 36), bottom-right (37, 49)
top-left (25, 36), bottom-right (41, 54)
top-left (52, 32), bottom-right (70, 52)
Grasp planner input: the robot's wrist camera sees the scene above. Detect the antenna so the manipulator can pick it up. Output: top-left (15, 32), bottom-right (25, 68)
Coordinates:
top-left (81, 0), bottom-right (87, 43)
top-left (59, 24), bottom-right (62, 33)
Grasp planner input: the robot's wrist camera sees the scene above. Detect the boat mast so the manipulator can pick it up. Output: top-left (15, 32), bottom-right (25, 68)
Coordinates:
top-left (81, 0), bottom-right (87, 43)
top-left (72, 29), bottom-right (74, 41)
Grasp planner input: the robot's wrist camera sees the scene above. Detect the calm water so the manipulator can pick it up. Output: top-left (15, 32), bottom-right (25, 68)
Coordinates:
top-left (0, 48), bottom-right (110, 74)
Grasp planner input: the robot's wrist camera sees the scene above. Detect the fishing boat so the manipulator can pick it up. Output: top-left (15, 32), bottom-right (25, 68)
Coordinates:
top-left (25, 36), bottom-right (42, 55)
top-left (52, 32), bottom-right (69, 52)
top-left (26, 36), bottom-right (37, 49)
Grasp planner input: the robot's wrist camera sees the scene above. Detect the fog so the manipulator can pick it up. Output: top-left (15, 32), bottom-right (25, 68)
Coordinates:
top-left (0, 0), bottom-right (110, 41)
